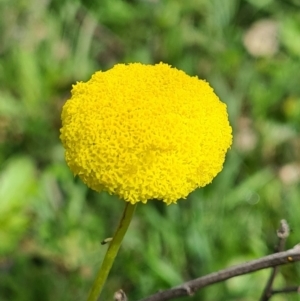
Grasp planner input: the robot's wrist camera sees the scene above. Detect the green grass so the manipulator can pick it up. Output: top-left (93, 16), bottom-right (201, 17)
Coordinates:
top-left (0, 0), bottom-right (300, 300)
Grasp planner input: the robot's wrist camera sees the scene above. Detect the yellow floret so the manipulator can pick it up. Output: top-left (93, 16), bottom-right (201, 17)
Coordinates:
top-left (60, 62), bottom-right (232, 204)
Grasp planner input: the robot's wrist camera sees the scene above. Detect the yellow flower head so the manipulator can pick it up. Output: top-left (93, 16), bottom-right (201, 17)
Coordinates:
top-left (60, 63), bottom-right (232, 204)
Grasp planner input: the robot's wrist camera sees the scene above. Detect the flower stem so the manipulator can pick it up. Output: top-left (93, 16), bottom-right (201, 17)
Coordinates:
top-left (86, 202), bottom-right (137, 301)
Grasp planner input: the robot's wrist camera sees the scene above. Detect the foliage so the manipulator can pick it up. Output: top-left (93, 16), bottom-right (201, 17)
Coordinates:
top-left (0, 0), bottom-right (299, 300)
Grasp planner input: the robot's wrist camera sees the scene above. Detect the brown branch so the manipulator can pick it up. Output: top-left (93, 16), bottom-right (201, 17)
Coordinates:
top-left (137, 245), bottom-right (300, 301)
top-left (271, 286), bottom-right (300, 295)
top-left (260, 219), bottom-right (290, 301)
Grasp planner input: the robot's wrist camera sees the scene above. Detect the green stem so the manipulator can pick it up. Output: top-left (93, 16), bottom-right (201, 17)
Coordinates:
top-left (86, 202), bottom-right (137, 301)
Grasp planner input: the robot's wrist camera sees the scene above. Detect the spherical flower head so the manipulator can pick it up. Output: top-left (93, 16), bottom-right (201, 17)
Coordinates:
top-left (60, 63), bottom-right (232, 204)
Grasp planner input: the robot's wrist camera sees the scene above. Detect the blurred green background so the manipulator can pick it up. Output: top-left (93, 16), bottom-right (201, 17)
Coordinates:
top-left (0, 0), bottom-right (300, 300)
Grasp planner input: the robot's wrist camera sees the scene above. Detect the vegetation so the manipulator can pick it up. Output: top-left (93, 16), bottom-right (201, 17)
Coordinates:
top-left (0, 0), bottom-right (300, 300)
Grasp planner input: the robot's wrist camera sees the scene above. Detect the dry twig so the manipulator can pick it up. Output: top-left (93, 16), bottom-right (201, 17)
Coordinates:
top-left (260, 219), bottom-right (290, 301)
top-left (137, 245), bottom-right (300, 301)
top-left (271, 286), bottom-right (300, 295)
